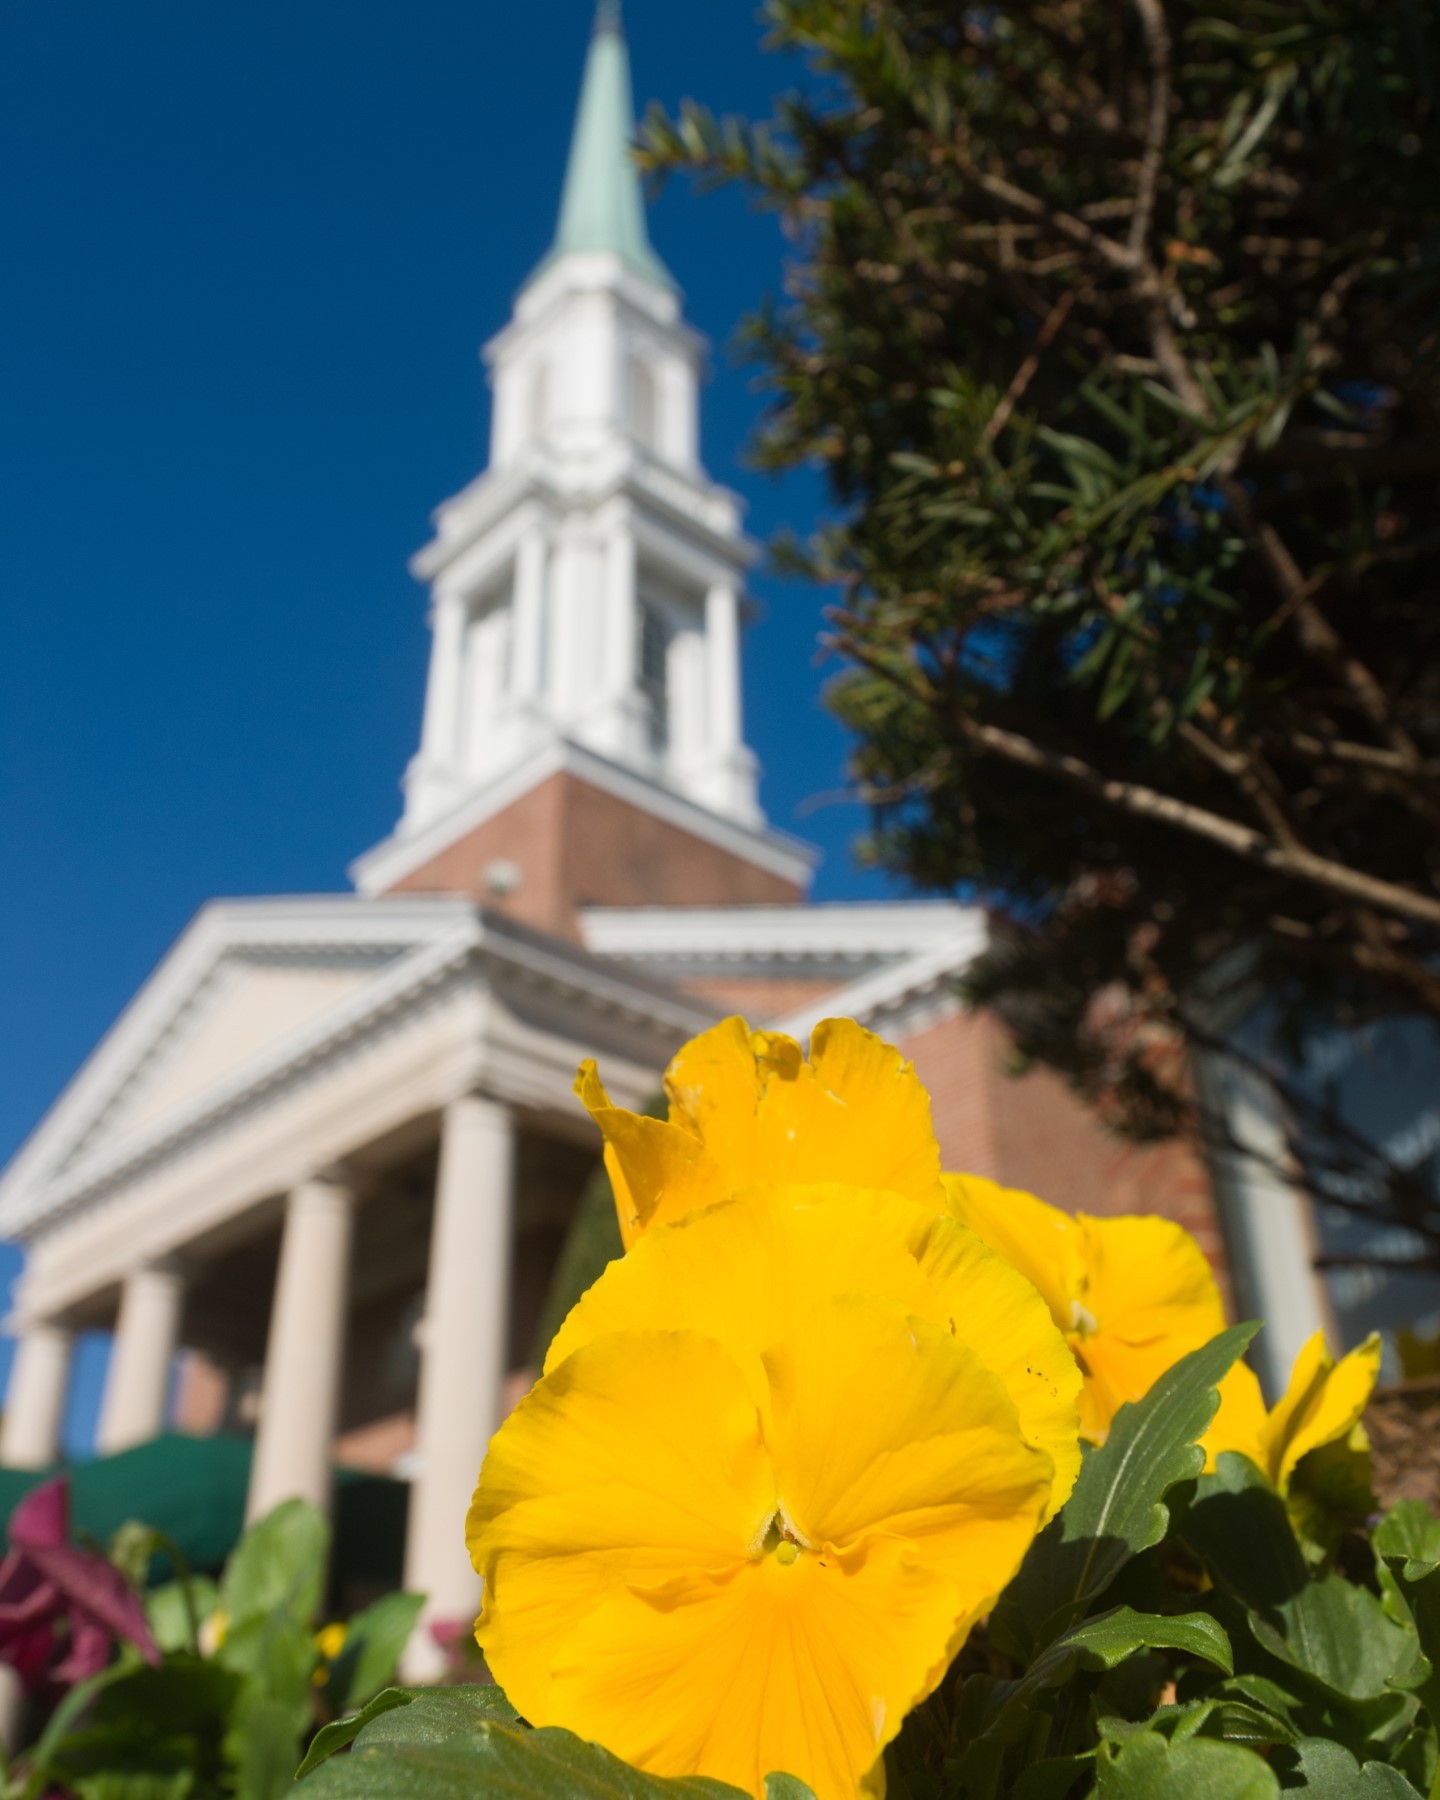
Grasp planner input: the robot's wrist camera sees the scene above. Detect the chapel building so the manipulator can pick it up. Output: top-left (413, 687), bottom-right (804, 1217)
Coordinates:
top-left (0, 6), bottom-right (1327, 1673)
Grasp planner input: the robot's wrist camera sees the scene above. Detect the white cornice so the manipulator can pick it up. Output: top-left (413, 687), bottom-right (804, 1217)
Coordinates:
top-left (0, 898), bottom-right (715, 1243)
top-left (411, 445), bottom-right (754, 589)
top-left (490, 251), bottom-right (699, 347)
top-left (771, 927), bottom-right (989, 1043)
top-left (350, 738), bottom-right (819, 897)
top-left (581, 901), bottom-right (985, 964)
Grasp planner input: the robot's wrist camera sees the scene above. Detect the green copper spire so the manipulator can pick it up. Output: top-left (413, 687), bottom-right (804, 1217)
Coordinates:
top-left (529, 0), bottom-right (675, 291)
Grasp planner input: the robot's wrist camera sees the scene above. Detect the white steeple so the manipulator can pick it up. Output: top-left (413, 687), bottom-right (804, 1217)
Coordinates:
top-left (394, 3), bottom-right (762, 845)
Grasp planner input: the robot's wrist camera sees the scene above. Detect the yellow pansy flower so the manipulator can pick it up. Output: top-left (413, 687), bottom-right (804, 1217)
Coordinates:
top-left (575, 1016), bottom-right (945, 1247)
top-left (943, 1173), bottom-right (1226, 1445)
top-left (468, 1292), bottom-right (1053, 1800)
top-left (1203, 1330), bottom-right (1381, 1492)
top-left (547, 1182), bottom-right (1083, 1523)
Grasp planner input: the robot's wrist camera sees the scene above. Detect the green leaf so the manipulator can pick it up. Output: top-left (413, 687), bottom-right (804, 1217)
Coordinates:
top-left (955, 1608), bottom-right (1232, 1797)
top-left (323, 1590), bottom-right (427, 1714)
top-left (146, 1576), bottom-right (219, 1656)
top-left (1096, 1729), bottom-right (1280, 1797)
top-left (298, 1691), bottom-right (420, 1779)
top-left (1066, 1607), bottom-right (1233, 1675)
top-left (71, 1777), bottom-right (193, 1800)
top-left (221, 1497), bottom-right (329, 1631)
top-left (218, 1610), bottom-right (317, 1718)
top-left (1013, 1754), bottom-right (1093, 1800)
top-left (1248, 1574), bottom-right (1419, 1709)
top-left (1181, 1699), bottom-right (1297, 1748)
top-left (49, 1657), bottom-right (244, 1799)
top-left (1376, 1501), bottom-right (1440, 1578)
top-left (994, 1324), bottom-right (1258, 1656)
top-left (296, 1717), bottom-right (747, 1799)
top-left (763, 1778), bottom-right (818, 1800)
top-left (26, 1657), bottom-right (148, 1785)
top-left (298, 1684), bottom-right (521, 1775)
top-left (1375, 1501), bottom-right (1440, 1719)
top-left (1183, 1451), bottom-right (1308, 1614)
top-left (1281, 1738), bottom-right (1424, 1796)
top-left (226, 1692), bottom-right (308, 1800)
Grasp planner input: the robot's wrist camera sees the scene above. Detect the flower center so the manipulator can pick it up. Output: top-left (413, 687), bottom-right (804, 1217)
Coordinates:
top-left (757, 1510), bottom-right (807, 1564)
top-left (1068, 1297), bottom-right (1099, 1340)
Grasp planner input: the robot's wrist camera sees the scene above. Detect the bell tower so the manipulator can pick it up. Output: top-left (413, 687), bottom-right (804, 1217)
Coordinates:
top-left (353, 2), bottom-right (814, 931)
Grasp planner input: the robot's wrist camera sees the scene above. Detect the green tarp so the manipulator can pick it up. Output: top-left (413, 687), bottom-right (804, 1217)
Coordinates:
top-left (0, 1434), bottom-right (407, 1586)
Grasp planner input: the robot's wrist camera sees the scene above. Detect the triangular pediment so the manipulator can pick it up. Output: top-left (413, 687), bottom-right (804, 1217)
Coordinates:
top-left (73, 952), bottom-right (392, 1164)
top-left (0, 895), bottom-right (479, 1232)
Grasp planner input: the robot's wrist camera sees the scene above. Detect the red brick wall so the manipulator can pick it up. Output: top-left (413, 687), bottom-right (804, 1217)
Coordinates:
top-left (384, 771), bottom-right (806, 939)
top-left (678, 975), bottom-right (849, 1020)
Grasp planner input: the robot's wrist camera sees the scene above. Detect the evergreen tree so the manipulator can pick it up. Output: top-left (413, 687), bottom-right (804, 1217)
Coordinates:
top-left (642, 1), bottom-right (1440, 1272)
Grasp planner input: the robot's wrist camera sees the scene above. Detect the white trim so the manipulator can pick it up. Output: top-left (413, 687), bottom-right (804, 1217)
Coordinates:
top-left (581, 901), bottom-right (984, 963)
top-left (351, 738), bottom-right (819, 896)
top-left (771, 927), bottom-right (989, 1042)
top-left (412, 446), bottom-right (754, 590)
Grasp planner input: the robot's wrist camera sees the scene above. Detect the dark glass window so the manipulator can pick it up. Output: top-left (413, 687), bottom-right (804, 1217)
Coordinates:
top-left (638, 601), bottom-right (670, 755)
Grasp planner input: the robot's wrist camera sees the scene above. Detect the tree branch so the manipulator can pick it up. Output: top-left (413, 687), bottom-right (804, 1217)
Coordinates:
top-left (946, 710), bottom-right (1440, 930)
top-left (981, 287), bottom-right (1079, 444)
top-left (1177, 722), bottom-right (1303, 852)
top-left (1127, 0), bottom-right (1172, 263)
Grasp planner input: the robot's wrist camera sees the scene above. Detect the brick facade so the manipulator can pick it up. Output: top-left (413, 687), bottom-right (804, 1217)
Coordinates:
top-left (677, 974), bottom-right (850, 1018)
top-left (383, 771), bottom-right (805, 940)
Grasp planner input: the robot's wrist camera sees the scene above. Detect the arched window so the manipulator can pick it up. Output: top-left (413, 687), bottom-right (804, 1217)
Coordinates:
top-left (630, 358), bottom-right (658, 452)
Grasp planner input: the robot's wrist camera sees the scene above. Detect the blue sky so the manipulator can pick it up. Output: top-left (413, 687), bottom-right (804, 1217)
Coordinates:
top-left (0, 1), bottom-right (906, 1452)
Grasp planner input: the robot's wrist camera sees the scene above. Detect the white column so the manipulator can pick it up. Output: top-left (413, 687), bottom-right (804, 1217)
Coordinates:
top-left (402, 1093), bottom-right (515, 1680)
top-left (1, 1323), bottom-right (72, 1470)
top-left (246, 1174), bottom-right (354, 1522)
top-left (96, 1263), bottom-right (184, 1455)
top-left (1195, 1054), bottom-right (1331, 1398)
top-left (510, 522), bottom-right (548, 704)
top-left (705, 578), bottom-right (743, 757)
top-left (418, 590), bottom-right (467, 766)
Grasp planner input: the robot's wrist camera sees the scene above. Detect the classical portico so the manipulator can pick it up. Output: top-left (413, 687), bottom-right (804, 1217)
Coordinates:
top-left (0, 897), bottom-right (716, 1670)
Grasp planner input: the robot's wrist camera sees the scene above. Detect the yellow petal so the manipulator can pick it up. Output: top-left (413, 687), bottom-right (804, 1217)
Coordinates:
top-left (1074, 1213), bottom-right (1226, 1347)
top-left (1067, 1214), bottom-right (1226, 1442)
top-left (941, 1174), bottom-right (1078, 1325)
top-left (469, 1330), bottom-right (774, 1723)
top-left (549, 1537), bottom-right (969, 1800)
top-left (915, 1219), bottom-right (1084, 1518)
top-left (764, 1293), bottom-right (1052, 1573)
top-left (546, 1185), bottom-right (1080, 1518)
top-left (1200, 1360), bottom-right (1269, 1473)
top-left (730, 1019), bottom-right (944, 1204)
top-left (1260, 1331), bottom-right (1382, 1492)
top-left (579, 1018), bottom-right (948, 1245)
top-left (798, 1019), bottom-right (946, 1205)
top-left (573, 1060), bottom-right (729, 1247)
top-left (546, 1184), bottom-right (938, 1387)
top-left (661, 1016), bottom-right (766, 1141)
